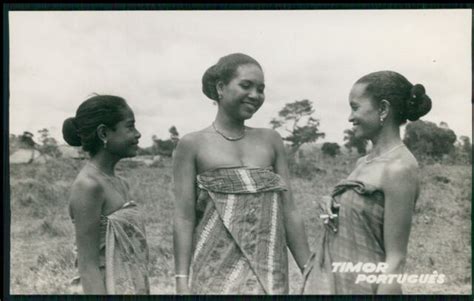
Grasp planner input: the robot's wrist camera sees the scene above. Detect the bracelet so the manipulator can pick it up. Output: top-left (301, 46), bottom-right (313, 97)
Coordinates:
top-left (175, 274), bottom-right (189, 278)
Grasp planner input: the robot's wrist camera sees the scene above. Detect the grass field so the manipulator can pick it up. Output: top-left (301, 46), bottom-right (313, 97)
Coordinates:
top-left (8, 152), bottom-right (472, 295)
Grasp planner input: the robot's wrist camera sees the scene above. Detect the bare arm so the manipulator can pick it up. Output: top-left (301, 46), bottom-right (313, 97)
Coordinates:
top-left (271, 130), bottom-right (311, 271)
top-left (172, 135), bottom-right (197, 294)
top-left (70, 177), bottom-right (106, 294)
top-left (377, 163), bottom-right (418, 294)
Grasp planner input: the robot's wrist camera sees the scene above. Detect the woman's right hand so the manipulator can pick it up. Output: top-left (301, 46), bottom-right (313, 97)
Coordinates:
top-left (175, 277), bottom-right (191, 294)
top-left (319, 195), bottom-right (339, 232)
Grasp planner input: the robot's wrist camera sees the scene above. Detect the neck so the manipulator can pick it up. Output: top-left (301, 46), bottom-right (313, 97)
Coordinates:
top-left (90, 151), bottom-right (120, 176)
top-left (214, 109), bottom-right (245, 132)
top-left (369, 123), bottom-right (402, 155)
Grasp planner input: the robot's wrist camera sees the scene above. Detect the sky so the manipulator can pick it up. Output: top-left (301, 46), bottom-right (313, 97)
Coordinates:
top-left (8, 9), bottom-right (472, 148)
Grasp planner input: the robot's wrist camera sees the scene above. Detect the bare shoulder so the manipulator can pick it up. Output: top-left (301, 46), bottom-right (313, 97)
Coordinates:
top-left (72, 172), bottom-right (102, 195)
top-left (382, 150), bottom-right (419, 184)
top-left (249, 127), bottom-right (282, 142)
top-left (69, 171), bottom-right (104, 209)
top-left (176, 130), bottom-right (206, 150)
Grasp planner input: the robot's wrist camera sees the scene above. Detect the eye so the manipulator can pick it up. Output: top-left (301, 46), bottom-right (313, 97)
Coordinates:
top-left (257, 86), bottom-right (265, 94)
top-left (240, 82), bottom-right (251, 89)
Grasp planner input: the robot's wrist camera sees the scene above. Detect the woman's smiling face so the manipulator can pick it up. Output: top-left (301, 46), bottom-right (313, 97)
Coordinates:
top-left (218, 64), bottom-right (265, 121)
top-left (105, 106), bottom-right (141, 158)
top-left (348, 83), bottom-right (381, 140)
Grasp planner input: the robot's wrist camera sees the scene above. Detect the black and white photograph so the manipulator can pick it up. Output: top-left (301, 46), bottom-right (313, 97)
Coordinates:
top-left (5, 6), bottom-right (472, 296)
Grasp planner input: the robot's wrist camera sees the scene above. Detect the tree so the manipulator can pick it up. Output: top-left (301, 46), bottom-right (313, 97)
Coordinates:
top-left (169, 126), bottom-right (180, 147)
top-left (458, 135), bottom-right (472, 163)
top-left (150, 126), bottom-right (180, 157)
top-left (37, 128), bottom-right (61, 158)
top-left (321, 142), bottom-right (341, 157)
top-left (18, 131), bottom-right (37, 149)
top-left (270, 99), bottom-right (325, 154)
top-left (403, 120), bottom-right (457, 160)
top-left (343, 129), bottom-right (367, 155)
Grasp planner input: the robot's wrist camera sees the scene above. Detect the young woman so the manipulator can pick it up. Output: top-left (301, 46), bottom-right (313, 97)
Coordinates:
top-left (303, 71), bottom-right (432, 294)
top-left (63, 95), bottom-right (149, 294)
top-left (173, 53), bottom-right (312, 294)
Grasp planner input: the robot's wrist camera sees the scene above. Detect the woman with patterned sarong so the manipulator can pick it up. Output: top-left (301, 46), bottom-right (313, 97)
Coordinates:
top-left (303, 71), bottom-right (432, 294)
top-left (63, 95), bottom-right (150, 294)
top-left (173, 53), bottom-right (312, 294)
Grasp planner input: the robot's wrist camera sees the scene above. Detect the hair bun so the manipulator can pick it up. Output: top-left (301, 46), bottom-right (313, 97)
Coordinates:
top-left (202, 65), bottom-right (220, 101)
top-left (62, 117), bottom-right (82, 146)
top-left (406, 84), bottom-right (432, 121)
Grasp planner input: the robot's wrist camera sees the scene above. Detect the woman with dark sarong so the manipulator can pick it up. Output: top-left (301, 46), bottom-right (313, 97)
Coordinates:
top-left (173, 53), bottom-right (312, 294)
top-left (303, 71), bottom-right (432, 294)
top-left (63, 95), bottom-right (150, 294)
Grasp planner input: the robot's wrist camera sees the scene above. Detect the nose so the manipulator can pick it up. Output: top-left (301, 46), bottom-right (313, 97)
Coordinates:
top-left (348, 111), bottom-right (354, 123)
top-left (135, 129), bottom-right (142, 140)
top-left (249, 88), bottom-right (263, 101)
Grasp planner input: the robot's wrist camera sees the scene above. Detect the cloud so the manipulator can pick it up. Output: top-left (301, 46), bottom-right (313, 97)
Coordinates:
top-left (8, 10), bottom-right (471, 148)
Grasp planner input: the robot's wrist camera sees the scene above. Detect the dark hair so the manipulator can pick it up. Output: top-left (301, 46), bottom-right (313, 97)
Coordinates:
top-left (202, 53), bottom-right (262, 101)
top-left (355, 71), bottom-right (432, 125)
top-left (62, 95), bottom-right (129, 155)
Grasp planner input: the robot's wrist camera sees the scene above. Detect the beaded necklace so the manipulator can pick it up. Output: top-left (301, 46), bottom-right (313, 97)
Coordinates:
top-left (212, 122), bottom-right (246, 141)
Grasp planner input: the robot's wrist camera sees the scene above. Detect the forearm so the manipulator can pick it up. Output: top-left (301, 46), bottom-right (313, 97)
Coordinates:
top-left (376, 257), bottom-right (406, 294)
top-left (78, 263), bottom-right (106, 294)
top-left (284, 210), bottom-right (311, 270)
top-left (173, 215), bottom-right (195, 275)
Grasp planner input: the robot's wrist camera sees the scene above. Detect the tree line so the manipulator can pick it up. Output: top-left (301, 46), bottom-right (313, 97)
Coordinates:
top-left (9, 99), bottom-right (472, 164)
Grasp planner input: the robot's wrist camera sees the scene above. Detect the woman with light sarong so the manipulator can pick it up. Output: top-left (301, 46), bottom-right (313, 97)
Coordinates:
top-left (172, 53), bottom-right (312, 295)
top-left (303, 71), bottom-right (432, 294)
top-left (63, 95), bottom-right (149, 294)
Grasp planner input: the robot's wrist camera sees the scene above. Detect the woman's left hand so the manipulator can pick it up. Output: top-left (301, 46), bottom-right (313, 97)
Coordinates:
top-left (319, 196), bottom-right (339, 232)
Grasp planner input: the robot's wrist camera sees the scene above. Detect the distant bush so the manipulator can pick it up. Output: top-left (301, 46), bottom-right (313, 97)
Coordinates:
top-left (321, 142), bottom-right (341, 157)
top-left (287, 149), bottom-right (327, 180)
top-left (404, 120), bottom-right (457, 161)
top-left (343, 128), bottom-right (367, 155)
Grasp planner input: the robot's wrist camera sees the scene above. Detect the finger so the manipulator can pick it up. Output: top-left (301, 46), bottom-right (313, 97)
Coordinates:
top-left (329, 219), bottom-right (338, 232)
top-left (330, 221), bottom-right (338, 232)
top-left (322, 197), bottom-right (336, 218)
top-left (326, 222), bottom-right (337, 232)
top-left (322, 197), bottom-right (334, 216)
top-left (324, 223), bottom-right (336, 233)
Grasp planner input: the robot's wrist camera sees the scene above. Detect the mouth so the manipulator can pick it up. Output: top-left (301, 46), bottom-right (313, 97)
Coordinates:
top-left (243, 102), bottom-right (258, 111)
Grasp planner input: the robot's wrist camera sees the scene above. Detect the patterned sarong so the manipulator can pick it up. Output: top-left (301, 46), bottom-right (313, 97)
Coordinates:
top-left (303, 180), bottom-right (385, 294)
top-left (71, 201), bottom-right (150, 294)
top-left (190, 166), bottom-right (289, 294)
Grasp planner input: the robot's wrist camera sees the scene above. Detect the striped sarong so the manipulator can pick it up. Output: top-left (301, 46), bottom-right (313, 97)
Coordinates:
top-left (190, 166), bottom-right (289, 294)
top-left (303, 180), bottom-right (385, 294)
